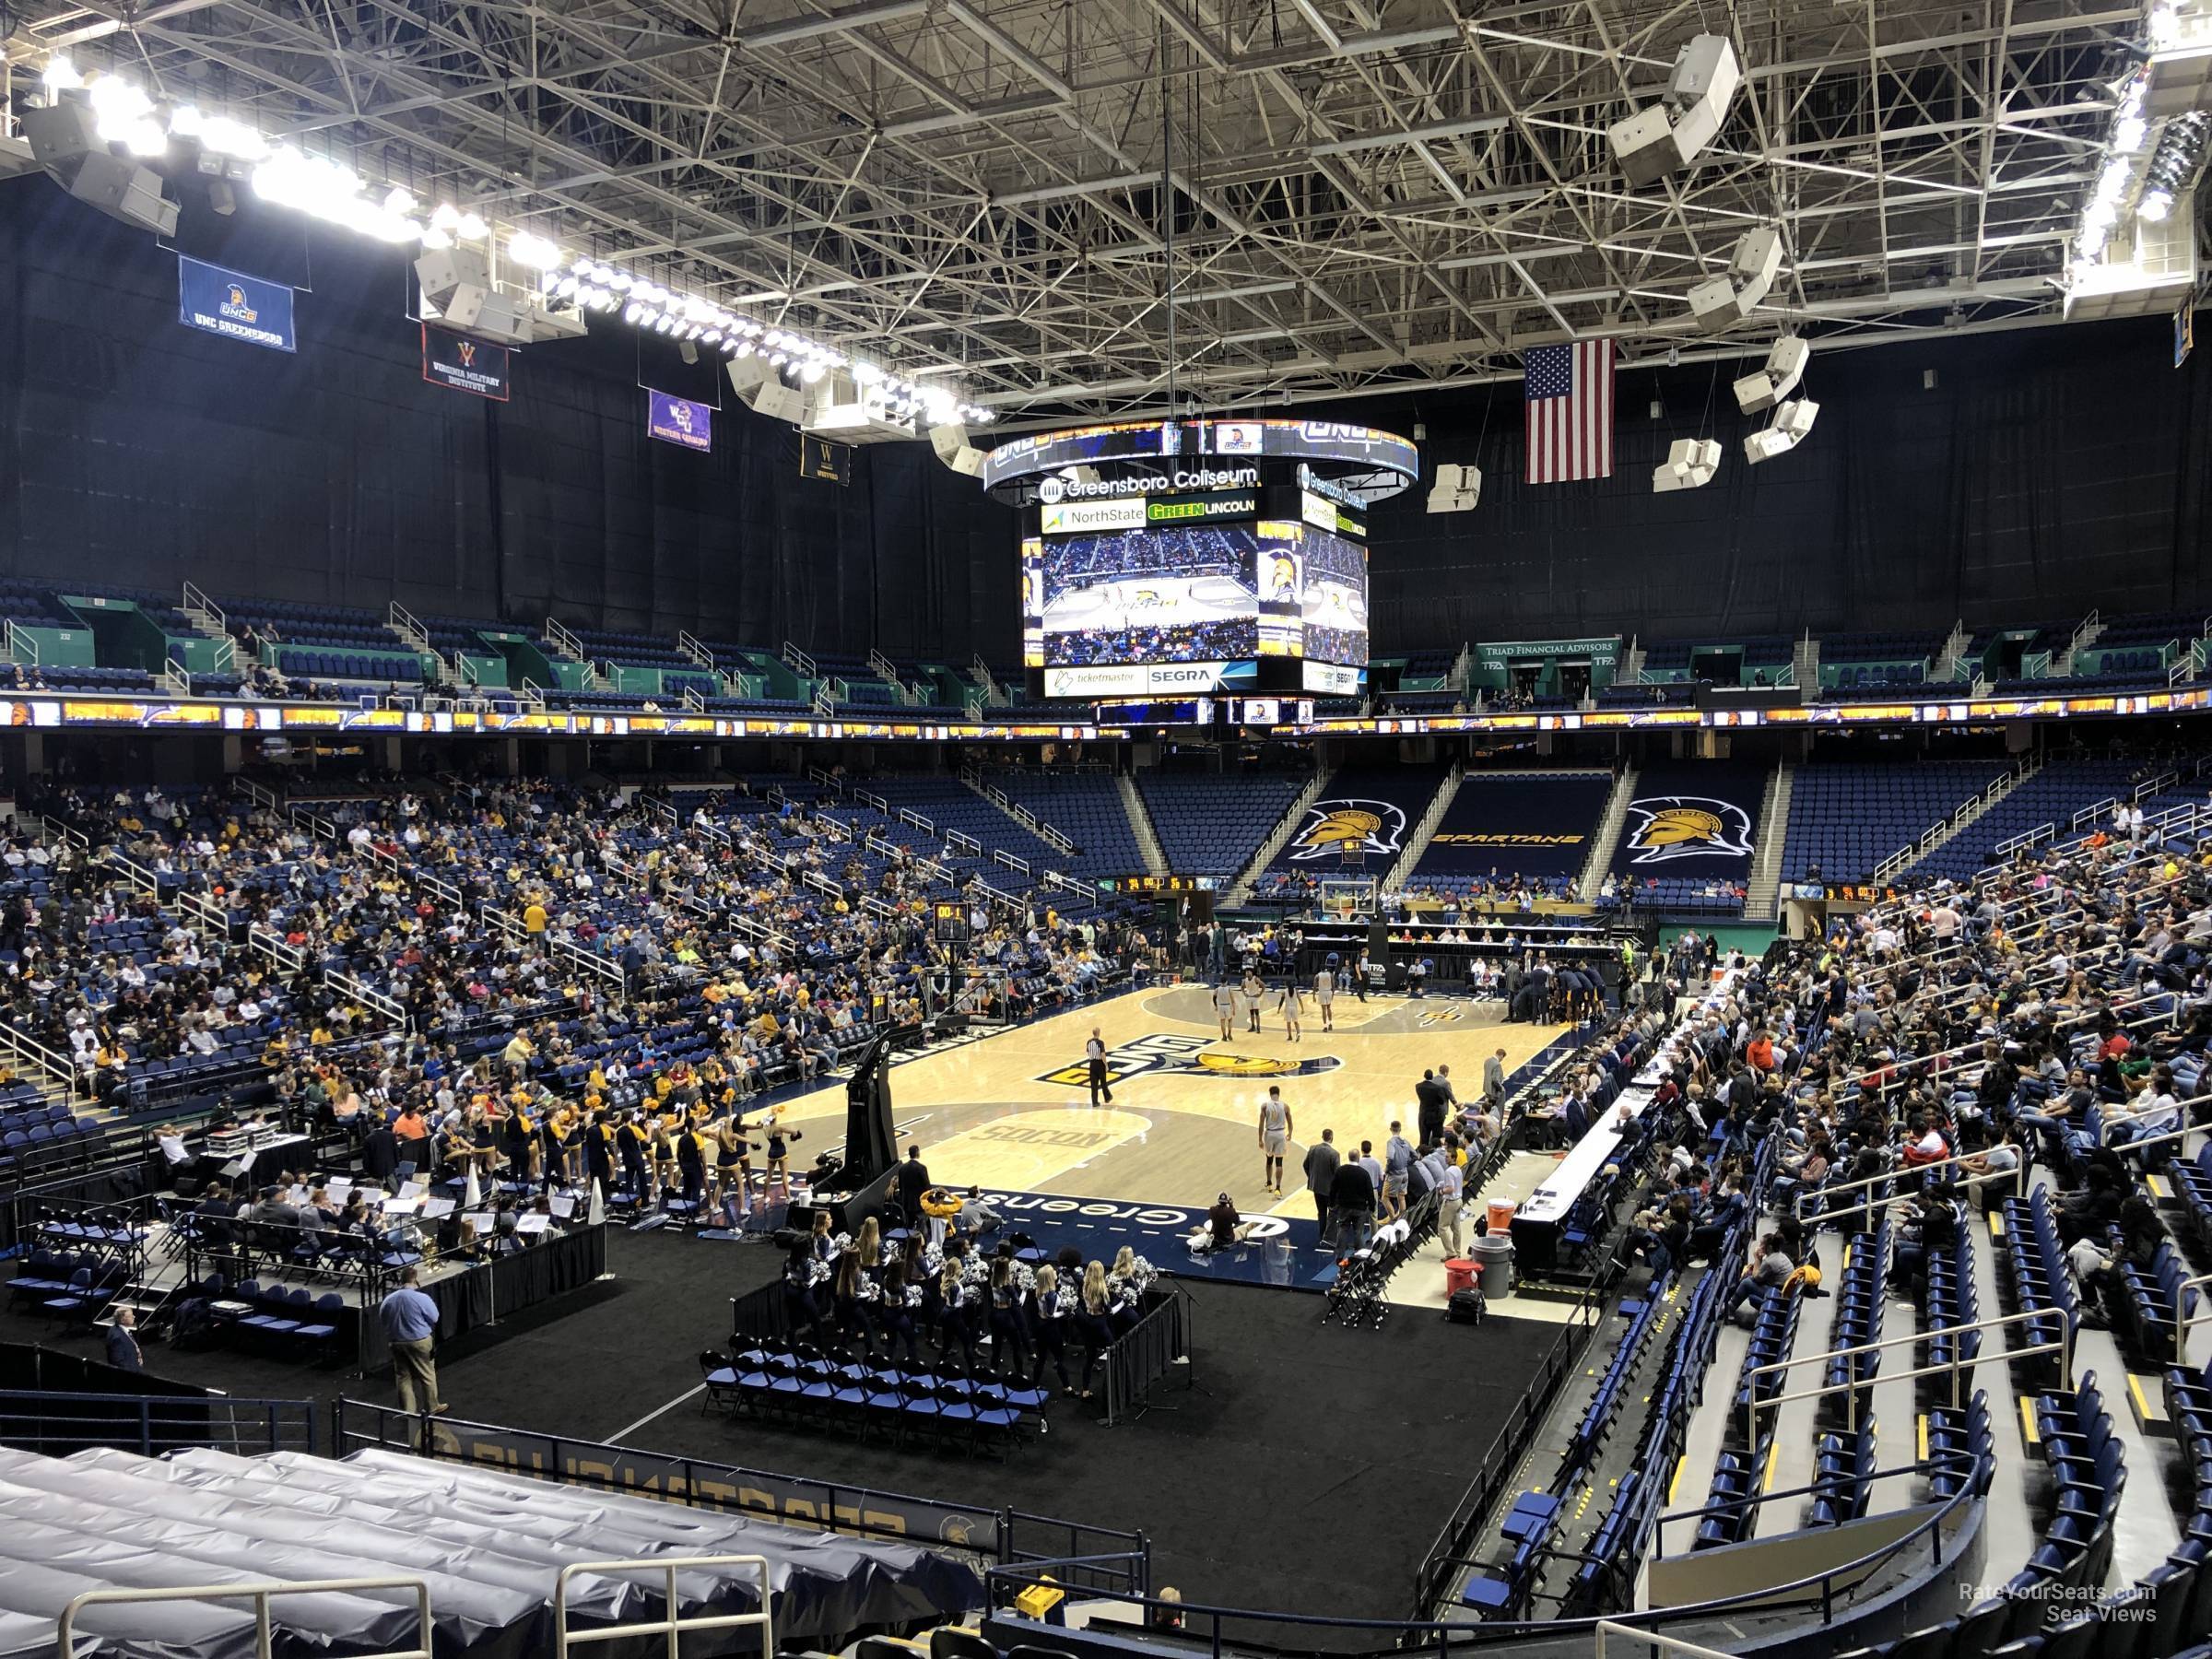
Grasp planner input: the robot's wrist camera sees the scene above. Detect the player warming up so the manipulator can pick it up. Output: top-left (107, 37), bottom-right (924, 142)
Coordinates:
top-left (1276, 978), bottom-right (1305, 1041)
top-left (1242, 967), bottom-right (1265, 1034)
top-left (1257, 1087), bottom-right (1293, 1194)
top-left (1212, 979), bottom-right (1238, 1041)
top-left (1314, 958), bottom-right (1336, 1032)
top-left (1084, 1026), bottom-right (1113, 1106)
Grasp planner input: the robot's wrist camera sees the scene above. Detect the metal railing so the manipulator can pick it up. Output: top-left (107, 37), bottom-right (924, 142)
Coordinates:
top-left (0, 1019), bottom-right (84, 1101)
top-left (247, 924), bottom-right (305, 974)
top-left (181, 579), bottom-right (226, 637)
top-left (544, 616), bottom-right (589, 664)
top-left (327, 971), bottom-right (407, 1028)
top-left (553, 1554), bottom-right (771, 1657)
top-left (1594, 1622), bottom-right (1735, 1659)
top-left (553, 935), bottom-right (627, 994)
top-left (0, 1390), bottom-right (315, 1457)
top-left (677, 629), bottom-right (715, 670)
top-left (1793, 1144), bottom-right (2032, 1221)
top-left (1742, 1305), bottom-right (2071, 1438)
top-left (60, 1578), bottom-right (432, 1659)
top-left (781, 640), bottom-right (817, 678)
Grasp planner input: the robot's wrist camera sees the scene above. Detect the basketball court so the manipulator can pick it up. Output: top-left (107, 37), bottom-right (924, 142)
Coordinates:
top-left (766, 985), bottom-right (1571, 1221)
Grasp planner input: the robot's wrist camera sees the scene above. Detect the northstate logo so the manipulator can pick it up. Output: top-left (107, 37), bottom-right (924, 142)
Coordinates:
top-left (1038, 1032), bottom-right (1341, 1088)
top-left (1622, 794), bottom-right (1755, 865)
top-left (1287, 797), bottom-right (1406, 863)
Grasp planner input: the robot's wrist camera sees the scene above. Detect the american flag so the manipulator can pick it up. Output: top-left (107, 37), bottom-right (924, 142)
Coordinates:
top-left (1524, 339), bottom-right (1616, 484)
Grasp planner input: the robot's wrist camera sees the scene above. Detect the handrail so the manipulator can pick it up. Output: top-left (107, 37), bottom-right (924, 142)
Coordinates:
top-left (59, 1577), bottom-right (433, 1659)
top-left (553, 935), bottom-right (626, 994)
top-left (1742, 1304), bottom-right (2071, 1438)
top-left (2094, 1091), bottom-right (2212, 1147)
top-left (327, 970), bottom-right (407, 1028)
top-left (2174, 1268), bottom-right (2212, 1368)
top-left (1794, 1147), bottom-right (2030, 1219)
top-left (552, 1553), bottom-right (772, 1655)
top-left (1594, 1621), bottom-right (1735, 1659)
top-left (246, 924), bottom-right (304, 974)
top-left (0, 1018), bottom-right (85, 1101)
top-left (993, 847), bottom-right (1030, 877)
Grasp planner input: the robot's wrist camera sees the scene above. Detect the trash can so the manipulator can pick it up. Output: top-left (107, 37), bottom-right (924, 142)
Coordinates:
top-left (1487, 1198), bottom-right (1517, 1236)
top-left (1443, 1256), bottom-right (1478, 1299)
top-left (1471, 1232), bottom-right (1515, 1300)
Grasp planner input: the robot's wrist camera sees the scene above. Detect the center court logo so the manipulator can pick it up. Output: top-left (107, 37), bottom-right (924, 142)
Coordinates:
top-left (1622, 795), bottom-right (1755, 864)
top-left (1288, 797), bottom-right (1406, 863)
top-left (1037, 1032), bottom-right (1340, 1088)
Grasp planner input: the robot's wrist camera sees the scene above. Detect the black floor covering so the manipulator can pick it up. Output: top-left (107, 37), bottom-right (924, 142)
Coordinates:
top-left (1, 1231), bottom-right (1564, 1625)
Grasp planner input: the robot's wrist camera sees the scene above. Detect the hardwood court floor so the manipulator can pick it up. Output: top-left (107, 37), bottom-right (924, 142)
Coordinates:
top-left (771, 987), bottom-right (1569, 1217)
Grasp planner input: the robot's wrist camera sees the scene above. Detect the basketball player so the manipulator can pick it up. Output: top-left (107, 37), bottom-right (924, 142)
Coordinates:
top-left (1276, 978), bottom-right (1305, 1041)
top-left (1257, 1087), bottom-right (1294, 1194)
top-left (1084, 1027), bottom-right (1112, 1107)
top-left (1241, 967), bottom-right (1265, 1034)
top-left (1211, 978), bottom-right (1238, 1041)
top-left (1313, 957), bottom-right (1336, 1032)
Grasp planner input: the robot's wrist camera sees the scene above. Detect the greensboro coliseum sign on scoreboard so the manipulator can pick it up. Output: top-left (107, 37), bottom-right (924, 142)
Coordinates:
top-left (983, 418), bottom-right (1418, 701)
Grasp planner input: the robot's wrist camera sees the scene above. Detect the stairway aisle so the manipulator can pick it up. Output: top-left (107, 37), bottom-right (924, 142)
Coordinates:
top-left (1577, 766), bottom-right (1638, 900)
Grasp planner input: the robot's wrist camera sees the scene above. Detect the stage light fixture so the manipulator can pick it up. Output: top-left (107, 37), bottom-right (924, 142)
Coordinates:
top-left (1732, 335), bottom-right (1809, 414)
top-left (1608, 34), bottom-right (1740, 185)
top-left (1652, 437), bottom-right (1723, 492)
top-left (1424, 462), bottom-right (1482, 513)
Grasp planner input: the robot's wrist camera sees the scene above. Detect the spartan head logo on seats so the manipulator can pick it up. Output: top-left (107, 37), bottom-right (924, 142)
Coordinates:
top-left (1288, 798), bottom-right (1406, 863)
top-left (1621, 795), bottom-right (1755, 864)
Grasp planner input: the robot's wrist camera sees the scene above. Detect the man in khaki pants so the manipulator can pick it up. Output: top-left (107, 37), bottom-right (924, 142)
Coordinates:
top-left (379, 1266), bottom-right (445, 1417)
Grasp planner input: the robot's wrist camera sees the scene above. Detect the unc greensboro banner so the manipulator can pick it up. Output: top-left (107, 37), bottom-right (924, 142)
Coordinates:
top-left (647, 388), bottom-right (712, 452)
top-left (177, 255), bottom-right (296, 353)
top-left (422, 325), bottom-right (511, 401)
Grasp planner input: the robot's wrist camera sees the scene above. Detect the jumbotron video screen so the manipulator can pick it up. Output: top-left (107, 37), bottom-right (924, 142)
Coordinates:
top-left (1022, 505), bottom-right (1369, 696)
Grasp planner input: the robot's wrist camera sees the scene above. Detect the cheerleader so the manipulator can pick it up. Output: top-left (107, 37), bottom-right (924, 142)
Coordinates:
top-left (501, 1094), bottom-right (539, 1184)
top-left (541, 1105), bottom-right (577, 1187)
top-left (830, 1246), bottom-right (872, 1356)
top-left (1076, 1261), bottom-right (1115, 1399)
top-left (615, 1111), bottom-right (652, 1203)
top-left (934, 1262), bottom-right (980, 1372)
top-left (854, 1215), bottom-right (885, 1273)
top-left (675, 1120), bottom-right (710, 1210)
top-left (582, 1109), bottom-right (615, 1203)
top-left (648, 1121), bottom-right (678, 1198)
top-left (1106, 1245), bottom-right (1152, 1335)
top-left (781, 1241), bottom-right (830, 1340)
top-left (808, 1208), bottom-right (837, 1262)
top-left (986, 1256), bottom-right (1030, 1377)
top-left (877, 1261), bottom-right (923, 1366)
top-left (1026, 1265), bottom-right (1074, 1394)
top-left (712, 1118), bottom-right (753, 1221)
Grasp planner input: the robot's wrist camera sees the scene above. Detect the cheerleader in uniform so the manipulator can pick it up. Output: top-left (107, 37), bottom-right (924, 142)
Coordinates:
top-left (582, 1110), bottom-right (615, 1205)
top-left (1075, 1261), bottom-right (1115, 1399)
top-left (877, 1263), bottom-right (923, 1367)
top-left (1106, 1246), bottom-right (1151, 1335)
top-left (674, 1122), bottom-right (709, 1211)
top-left (986, 1256), bottom-right (1030, 1378)
top-left (712, 1119), bottom-right (753, 1223)
top-left (1026, 1265), bottom-right (1075, 1394)
top-left (830, 1247), bottom-right (872, 1357)
top-left (781, 1241), bottom-right (830, 1341)
top-left (501, 1098), bottom-right (538, 1187)
top-left (616, 1112), bottom-right (652, 1203)
top-left (934, 1263), bottom-right (981, 1372)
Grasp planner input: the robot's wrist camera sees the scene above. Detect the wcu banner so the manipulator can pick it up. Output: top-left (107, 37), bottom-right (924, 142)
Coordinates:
top-left (177, 256), bottom-right (296, 353)
top-left (647, 388), bottom-right (712, 452)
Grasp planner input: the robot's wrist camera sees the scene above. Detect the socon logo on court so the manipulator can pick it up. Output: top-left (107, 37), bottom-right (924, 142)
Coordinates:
top-left (1287, 797), bottom-right (1406, 863)
top-left (1622, 795), bottom-right (1755, 865)
top-left (1038, 1033), bottom-right (1340, 1087)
